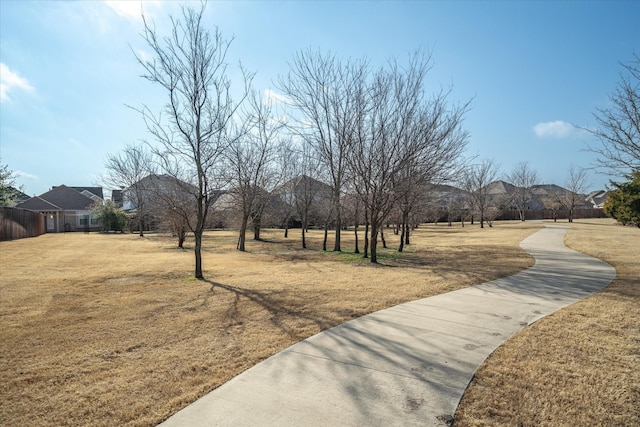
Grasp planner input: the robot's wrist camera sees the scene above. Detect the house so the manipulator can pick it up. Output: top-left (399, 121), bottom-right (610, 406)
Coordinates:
top-left (585, 190), bottom-right (608, 209)
top-left (15, 185), bottom-right (103, 232)
top-left (116, 174), bottom-right (223, 231)
top-left (3, 186), bottom-right (32, 205)
top-left (117, 174), bottom-right (197, 210)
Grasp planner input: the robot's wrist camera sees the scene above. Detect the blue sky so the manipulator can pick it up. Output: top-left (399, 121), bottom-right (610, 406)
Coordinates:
top-left (1, 0), bottom-right (638, 197)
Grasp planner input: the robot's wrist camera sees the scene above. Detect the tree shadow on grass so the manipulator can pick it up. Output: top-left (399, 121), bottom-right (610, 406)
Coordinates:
top-left (204, 279), bottom-right (338, 340)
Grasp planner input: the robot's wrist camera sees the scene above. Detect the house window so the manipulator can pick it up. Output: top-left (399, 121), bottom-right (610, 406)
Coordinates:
top-left (78, 215), bottom-right (89, 226)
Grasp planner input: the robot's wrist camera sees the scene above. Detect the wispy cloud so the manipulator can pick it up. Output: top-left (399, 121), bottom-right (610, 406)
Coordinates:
top-left (264, 89), bottom-right (291, 105)
top-left (16, 170), bottom-right (38, 181)
top-left (104, 1), bottom-right (162, 21)
top-left (104, 1), bottom-right (144, 20)
top-left (135, 49), bottom-right (153, 64)
top-left (533, 120), bottom-right (583, 139)
top-left (0, 63), bottom-right (35, 102)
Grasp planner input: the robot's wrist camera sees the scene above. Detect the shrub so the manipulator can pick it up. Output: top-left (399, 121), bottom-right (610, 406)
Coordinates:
top-left (92, 200), bottom-right (130, 232)
top-left (604, 171), bottom-right (640, 227)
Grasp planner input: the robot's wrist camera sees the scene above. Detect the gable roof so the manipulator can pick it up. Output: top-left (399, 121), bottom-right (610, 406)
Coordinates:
top-left (16, 196), bottom-right (62, 211)
top-left (66, 186), bottom-right (104, 199)
top-left (484, 180), bottom-right (517, 195)
top-left (276, 175), bottom-right (332, 195)
top-left (585, 190), bottom-right (608, 208)
top-left (531, 184), bottom-right (569, 196)
top-left (16, 185), bottom-right (99, 211)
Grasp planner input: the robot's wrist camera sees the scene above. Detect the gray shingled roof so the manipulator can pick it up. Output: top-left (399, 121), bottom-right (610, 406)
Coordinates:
top-left (16, 185), bottom-right (97, 211)
top-left (16, 196), bottom-right (62, 211)
top-left (68, 186), bottom-right (104, 199)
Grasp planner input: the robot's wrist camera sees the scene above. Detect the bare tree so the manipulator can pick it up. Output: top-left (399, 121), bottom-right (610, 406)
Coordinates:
top-left (276, 139), bottom-right (325, 249)
top-left (561, 166), bottom-right (590, 223)
top-left (226, 92), bottom-right (282, 251)
top-left (461, 159), bottom-right (500, 229)
top-left (135, 3), bottom-right (251, 279)
top-left (508, 161), bottom-right (538, 221)
top-left (279, 50), bottom-right (367, 252)
top-left (349, 54), bottom-right (470, 262)
top-left (145, 174), bottom-right (196, 248)
top-left (394, 91), bottom-right (470, 251)
top-left (585, 54), bottom-right (640, 174)
top-left (291, 144), bottom-right (324, 249)
top-left (104, 143), bottom-right (154, 236)
top-left (395, 164), bottom-right (427, 250)
top-left (276, 143), bottom-right (297, 238)
top-left (541, 190), bottom-right (563, 222)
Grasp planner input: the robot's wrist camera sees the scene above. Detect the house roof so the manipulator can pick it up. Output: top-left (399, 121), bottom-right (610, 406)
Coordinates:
top-left (585, 190), bottom-right (608, 208)
top-left (485, 180), bottom-right (517, 195)
top-left (16, 185), bottom-right (99, 212)
top-left (15, 196), bottom-right (62, 211)
top-left (6, 186), bottom-right (31, 203)
top-left (66, 186), bottom-right (104, 199)
top-left (277, 175), bottom-right (332, 195)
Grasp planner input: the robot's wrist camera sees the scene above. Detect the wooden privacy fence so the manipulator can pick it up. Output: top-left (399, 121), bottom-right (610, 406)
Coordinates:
top-left (0, 207), bottom-right (45, 241)
top-left (496, 208), bottom-right (607, 221)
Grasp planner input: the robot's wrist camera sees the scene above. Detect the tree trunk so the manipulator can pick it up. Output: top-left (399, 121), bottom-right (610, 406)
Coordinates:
top-left (334, 215), bottom-right (341, 251)
top-left (177, 229), bottom-right (185, 248)
top-left (176, 223), bottom-right (186, 248)
top-left (363, 221), bottom-right (369, 259)
top-left (253, 209), bottom-right (262, 240)
top-left (237, 215), bottom-right (248, 251)
top-left (333, 191), bottom-right (341, 251)
top-left (193, 192), bottom-right (206, 280)
top-left (323, 221), bottom-right (329, 251)
top-left (354, 205), bottom-right (360, 254)
top-left (380, 227), bottom-right (387, 249)
top-left (399, 211), bottom-right (409, 251)
top-left (370, 220), bottom-right (379, 263)
top-left (354, 226), bottom-right (360, 254)
top-left (194, 230), bottom-right (203, 279)
top-left (301, 217), bottom-right (307, 249)
top-left (138, 215), bottom-right (144, 237)
top-left (405, 222), bottom-right (410, 245)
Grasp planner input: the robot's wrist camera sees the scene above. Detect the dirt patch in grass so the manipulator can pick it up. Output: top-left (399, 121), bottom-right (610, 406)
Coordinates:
top-left (455, 219), bottom-right (640, 426)
top-left (0, 222), bottom-right (537, 426)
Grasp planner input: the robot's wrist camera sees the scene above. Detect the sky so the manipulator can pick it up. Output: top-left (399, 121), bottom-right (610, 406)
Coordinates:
top-left (1, 0), bottom-right (638, 197)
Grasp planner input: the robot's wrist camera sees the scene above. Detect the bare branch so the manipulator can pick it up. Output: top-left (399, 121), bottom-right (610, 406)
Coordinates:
top-left (135, 2), bottom-right (252, 279)
top-left (584, 53), bottom-right (640, 175)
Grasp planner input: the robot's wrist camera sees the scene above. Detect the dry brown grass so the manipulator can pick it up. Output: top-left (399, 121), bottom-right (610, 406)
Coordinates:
top-left (455, 219), bottom-right (640, 427)
top-left (0, 222), bottom-right (538, 426)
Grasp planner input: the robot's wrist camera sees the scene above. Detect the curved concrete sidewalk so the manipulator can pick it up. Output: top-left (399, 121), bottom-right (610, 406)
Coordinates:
top-left (159, 226), bottom-right (616, 427)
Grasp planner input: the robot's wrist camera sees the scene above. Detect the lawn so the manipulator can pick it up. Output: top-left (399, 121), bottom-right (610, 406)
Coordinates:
top-left (0, 219), bottom-right (636, 426)
top-left (454, 219), bottom-right (640, 426)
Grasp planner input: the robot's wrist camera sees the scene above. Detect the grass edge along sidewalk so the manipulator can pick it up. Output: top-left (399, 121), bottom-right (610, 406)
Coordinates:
top-left (157, 226), bottom-right (615, 426)
top-left (455, 220), bottom-right (640, 427)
